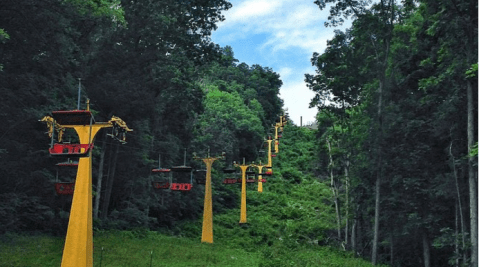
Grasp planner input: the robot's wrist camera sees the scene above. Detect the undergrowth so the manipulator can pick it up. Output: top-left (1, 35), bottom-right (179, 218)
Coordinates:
top-left (0, 124), bottom-right (384, 266)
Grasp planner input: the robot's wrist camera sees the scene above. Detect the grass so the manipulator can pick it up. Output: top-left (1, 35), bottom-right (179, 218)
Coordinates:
top-left (0, 230), bottom-right (383, 267)
top-left (0, 231), bottom-right (260, 267)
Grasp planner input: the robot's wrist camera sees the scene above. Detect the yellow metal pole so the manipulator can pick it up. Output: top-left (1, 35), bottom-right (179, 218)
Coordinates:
top-left (267, 139), bottom-right (273, 168)
top-left (239, 165), bottom-right (248, 224)
top-left (61, 125), bottom-right (108, 267)
top-left (42, 105), bottom-right (131, 267)
top-left (201, 158), bottom-right (214, 243)
top-left (256, 165), bottom-right (264, 193)
top-left (194, 152), bottom-right (224, 243)
top-left (234, 159), bottom-right (249, 224)
top-left (274, 124), bottom-right (280, 153)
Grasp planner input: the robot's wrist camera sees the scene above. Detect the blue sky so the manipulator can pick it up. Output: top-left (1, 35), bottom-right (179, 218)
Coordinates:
top-left (211, 0), bottom-right (352, 125)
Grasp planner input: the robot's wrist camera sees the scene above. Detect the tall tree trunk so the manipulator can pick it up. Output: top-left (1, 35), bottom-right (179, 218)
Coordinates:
top-left (352, 217), bottom-right (357, 255)
top-left (101, 142), bottom-right (120, 220)
top-left (94, 131), bottom-right (108, 219)
top-left (344, 156), bottom-right (350, 248)
top-left (372, 77), bottom-right (384, 265)
top-left (327, 138), bottom-right (342, 241)
top-left (357, 211), bottom-right (363, 256)
top-left (449, 139), bottom-right (467, 263)
top-left (422, 230), bottom-right (431, 267)
top-left (372, 0), bottom-right (395, 261)
top-left (466, 79), bottom-right (477, 267)
top-left (455, 202), bottom-right (460, 267)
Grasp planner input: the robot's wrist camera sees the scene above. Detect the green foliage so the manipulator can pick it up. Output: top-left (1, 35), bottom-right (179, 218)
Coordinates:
top-left (0, 28), bottom-right (8, 40)
top-left (470, 142), bottom-right (478, 157)
top-left (466, 63), bottom-right (478, 78)
top-left (308, 0), bottom-right (477, 265)
top-left (64, 0), bottom-right (125, 24)
top-left (0, 27), bottom-right (8, 71)
top-left (193, 87), bottom-right (264, 160)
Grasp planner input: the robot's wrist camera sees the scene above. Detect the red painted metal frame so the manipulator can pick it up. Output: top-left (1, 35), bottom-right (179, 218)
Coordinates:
top-left (170, 183), bottom-right (192, 191)
top-left (55, 182), bottom-right (75, 195)
top-left (49, 143), bottom-right (94, 157)
top-left (223, 178), bottom-right (237, 184)
top-left (152, 181), bottom-right (170, 189)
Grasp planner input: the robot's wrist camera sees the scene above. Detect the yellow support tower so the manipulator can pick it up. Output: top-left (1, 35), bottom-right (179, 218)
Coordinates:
top-left (251, 161), bottom-right (267, 193)
top-left (280, 114), bottom-right (287, 127)
top-left (234, 159), bottom-right (250, 224)
top-left (193, 151), bottom-right (225, 244)
top-left (41, 101), bottom-right (131, 267)
top-left (274, 138), bottom-right (280, 154)
top-left (274, 123), bottom-right (281, 154)
top-left (266, 138), bottom-right (273, 168)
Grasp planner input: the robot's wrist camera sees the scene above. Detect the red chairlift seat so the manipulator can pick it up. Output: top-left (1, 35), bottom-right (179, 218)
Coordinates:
top-left (262, 169), bottom-right (273, 176)
top-left (51, 110), bottom-right (92, 125)
top-left (54, 182), bottom-right (75, 195)
top-left (152, 181), bottom-right (170, 189)
top-left (170, 183), bottom-right (192, 191)
top-left (259, 178), bottom-right (267, 183)
top-left (170, 166), bottom-right (193, 191)
top-left (223, 167), bottom-right (238, 184)
top-left (271, 154), bottom-right (277, 158)
top-left (49, 143), bottom-right (94, 157)
top-left (151, 168), bottom-right (171, 189)
top-left (245, 171), bottom-right (256, 183)
top-left (223, 178), bottom-right (237, 184)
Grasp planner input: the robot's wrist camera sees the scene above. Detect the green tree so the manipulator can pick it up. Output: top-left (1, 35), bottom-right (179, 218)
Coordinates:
top-left (193, 87), bottom-right (264, 161)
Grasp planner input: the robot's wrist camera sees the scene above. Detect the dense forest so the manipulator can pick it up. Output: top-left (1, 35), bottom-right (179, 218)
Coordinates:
top-left (306, 0), bottom-right (478, 266)
top-left (0, 0), bottom-right (477, 267)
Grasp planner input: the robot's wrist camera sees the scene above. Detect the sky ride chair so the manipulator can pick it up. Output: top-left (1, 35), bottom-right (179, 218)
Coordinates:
top-left (170, 150), bottom-right (193, 191)
top-left (259, 167), bottom-right (273, 183)
top-left (54, 160), bottom-right (77, 195)
top-left (41, 109), bottom-right (94, 157)
top-left (151, 155), bottom-right (171, 190)
top-left (245, 167), bottom-right (257, 184)
top-left (255, 149), bottom-right (269, 183)
top-left (235, 165), bottom-right (256, 184)
top-left (222, 166), bottom-right (238, 184)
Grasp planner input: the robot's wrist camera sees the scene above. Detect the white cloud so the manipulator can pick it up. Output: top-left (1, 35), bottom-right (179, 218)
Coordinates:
top-left (278, 67), bottom-right (293, 80)
top-left (279, 80), bottom-right (317, 126)
top-left (228, 0), bottom-right (284, 23)
top-left (212, 0), bottom-right (354, 125)
top-left (216, 0), bottom-right (351, 56)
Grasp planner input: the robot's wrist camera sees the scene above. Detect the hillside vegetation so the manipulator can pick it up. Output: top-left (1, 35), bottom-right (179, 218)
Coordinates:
top-left (0, 0), bottom-right (477, 266)
top-left (1, 124), bottom-right (381, 266)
